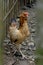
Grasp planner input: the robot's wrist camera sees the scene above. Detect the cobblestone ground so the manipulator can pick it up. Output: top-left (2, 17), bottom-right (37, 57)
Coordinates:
top-left (3, 5), bottom-right (37, 65)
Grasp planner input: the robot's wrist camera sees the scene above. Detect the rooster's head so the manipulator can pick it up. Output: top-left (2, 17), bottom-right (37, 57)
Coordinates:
top-left (23, 11), bottom-right (29, 17)
top-left (19, 11), bottom-right (29, 26)
top-left (20, 11), bottom-right (29, 21)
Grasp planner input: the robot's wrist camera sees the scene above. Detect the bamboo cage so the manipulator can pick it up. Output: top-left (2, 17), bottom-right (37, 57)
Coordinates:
top-left (3, 0), bottom-right (19, 37)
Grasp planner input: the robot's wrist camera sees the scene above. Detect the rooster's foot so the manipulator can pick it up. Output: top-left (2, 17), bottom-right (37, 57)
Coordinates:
top-left (21, 54), bottom-right (28, 59)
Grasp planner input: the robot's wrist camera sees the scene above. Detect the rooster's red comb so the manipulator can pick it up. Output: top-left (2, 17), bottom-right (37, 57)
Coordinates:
top-left (23, 12), bottom-right (29, 17)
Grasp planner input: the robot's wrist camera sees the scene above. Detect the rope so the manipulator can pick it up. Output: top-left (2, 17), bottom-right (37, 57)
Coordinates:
top-left (3, 0), bottom-right (17, 22)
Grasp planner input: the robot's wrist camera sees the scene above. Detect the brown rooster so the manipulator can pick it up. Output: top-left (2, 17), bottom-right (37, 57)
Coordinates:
top-left (9, 12), bottom-right (30, 59)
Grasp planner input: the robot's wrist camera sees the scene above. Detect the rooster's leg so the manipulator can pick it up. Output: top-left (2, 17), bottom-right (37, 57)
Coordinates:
top-left (19, 44), bottom-right (27, 59)
top-left (15, 44), bottom-right (27, 59)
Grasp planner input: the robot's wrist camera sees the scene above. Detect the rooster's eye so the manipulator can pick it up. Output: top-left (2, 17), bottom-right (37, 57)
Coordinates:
top-left (23, 17), bottom-right (25, 18)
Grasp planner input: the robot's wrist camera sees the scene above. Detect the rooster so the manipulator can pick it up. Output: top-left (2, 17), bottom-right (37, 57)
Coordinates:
top-left (9, 12), bottom-right (30, 59)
